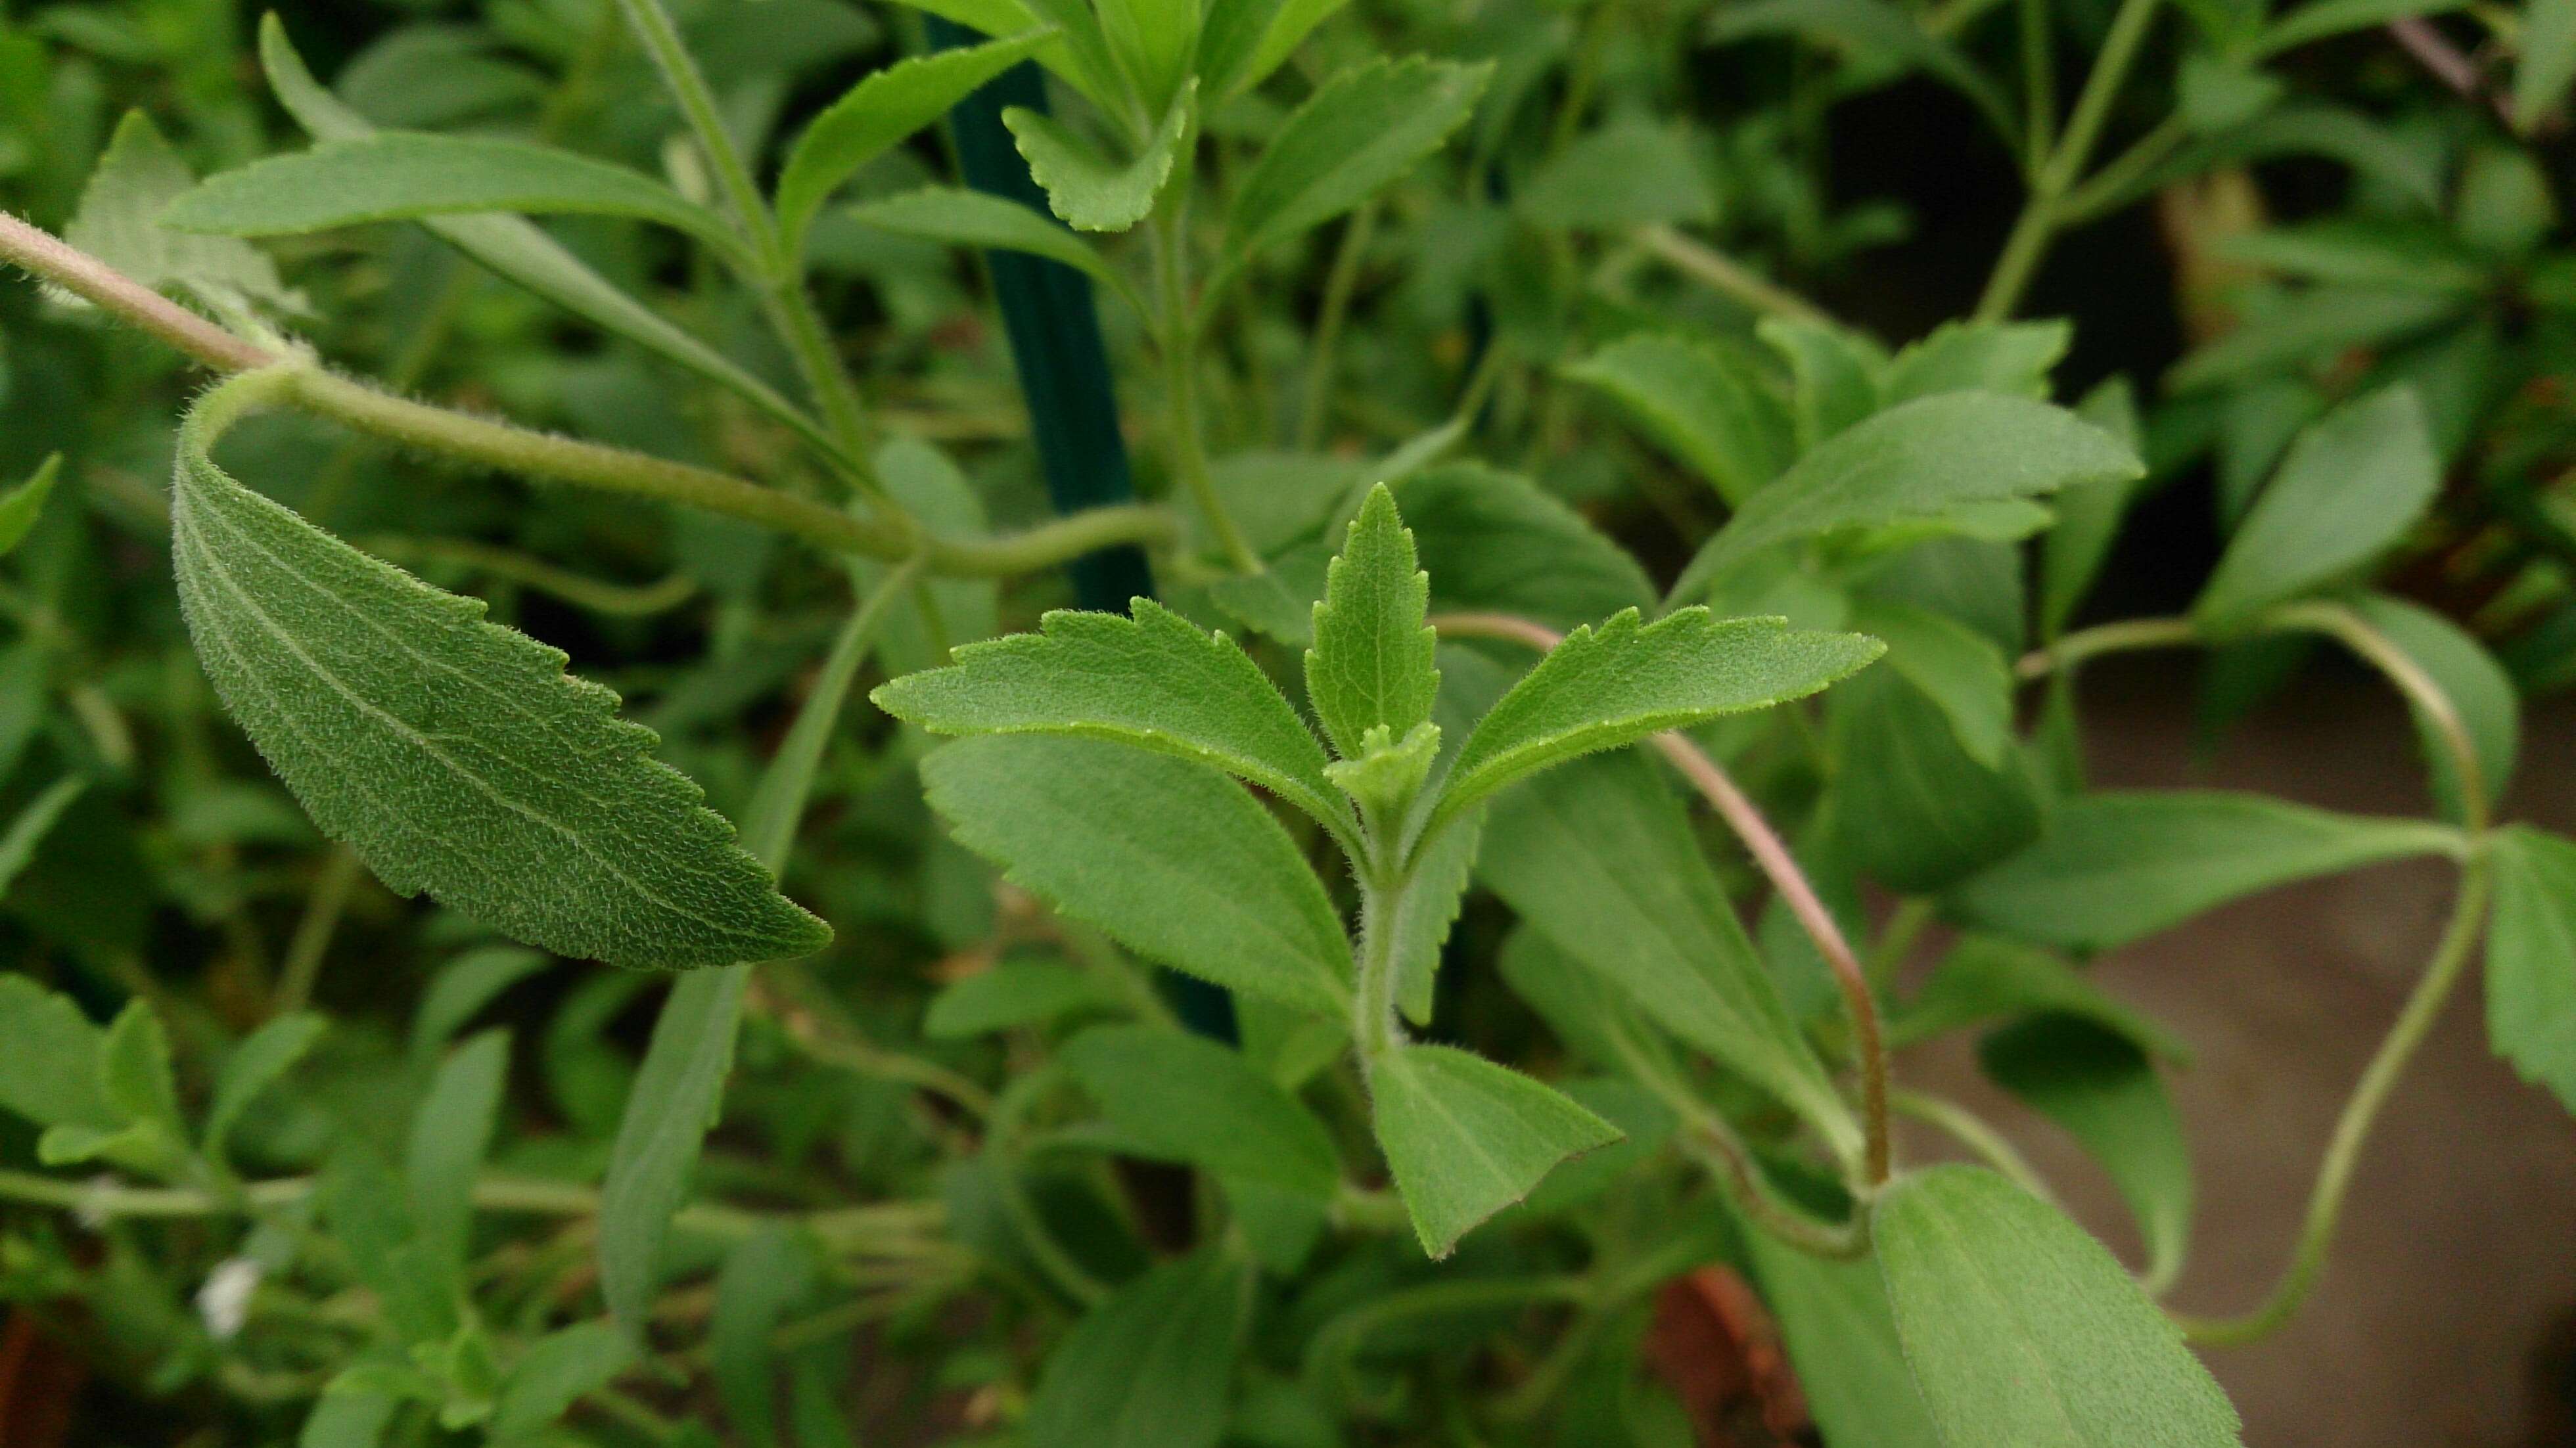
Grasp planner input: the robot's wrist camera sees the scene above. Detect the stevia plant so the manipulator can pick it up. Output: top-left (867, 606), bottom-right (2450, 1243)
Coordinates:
top-left (0, 0), bottom-right (2569, 1443)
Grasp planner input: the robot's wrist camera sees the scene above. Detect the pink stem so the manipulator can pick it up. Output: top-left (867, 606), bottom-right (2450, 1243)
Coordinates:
top-left (0, 212), bottom-right (275, 373)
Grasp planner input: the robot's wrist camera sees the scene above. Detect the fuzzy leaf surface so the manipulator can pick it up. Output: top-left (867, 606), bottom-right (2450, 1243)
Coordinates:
top-left (1026, 1252), bottom-right (1247, 1448)
top-left (921, 736), bottom-right (1351, 1014)
top-left (1306, 485), bottom-right (1439, 759)
top-left (1565, 335), bottom-right (1790, 504)
top-left (873, 599), bottom-right (1344, 831)
top-left (1437, 609), bottom-right (1881, 825)
top-left (169, 388), bottom-right (827, 969)
top-left (1874, 1165), bottom-right (2243, 1447)
top-left (1061, 1025), bottom-right (1340, 1196)
top-left (1674, 394), bottom-right (2142, 599)
top-left (1371, 1043), bottom-right (1621, 1257)
top-left (63, 111), bottom-right (301, 315)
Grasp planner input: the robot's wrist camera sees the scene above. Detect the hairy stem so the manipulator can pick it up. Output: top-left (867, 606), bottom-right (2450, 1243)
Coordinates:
top-left (0, 212), bottom-right (271, 370)
top-left (1429, 610), bottom-right (1891, 1187)
top-left (1891, 1088), bottom-right (2057, 1202)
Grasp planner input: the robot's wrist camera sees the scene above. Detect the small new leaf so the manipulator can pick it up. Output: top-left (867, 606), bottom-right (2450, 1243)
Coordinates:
top-left (872, 598), bottom-right (1345, 833)
top-left (1325, 722), bottom-right (1441, 821)
top-left (1308, 485), bottom-right (1439, 759)
top-left (169, 376), bottom-right (829, 969)
top-left (1437, 610), bottom-right (1881, 827)
top-left (1005, 85), bottom-right (1193, 232)
top-left (1371, 1043), bottom-right (1621, 1257)
top-left (848, 188), bottom-right (1141, 311)
top-left (775, 31), bottom-right (1055, 253)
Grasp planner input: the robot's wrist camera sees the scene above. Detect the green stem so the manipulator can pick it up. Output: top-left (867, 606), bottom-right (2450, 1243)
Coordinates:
top-left (2174, 853), bottom-right (2491, 1345)
top-left (1632, 224), bottom-right (1834, 325)
top-left (271, 846), bottom-right (361, 1016)
top-left (362, 536), bottom-right (699, 617)
top-left (987, 1066), bottom-right (1112, 1307)
top-left (1150, 202), bottom-right (1260, 574)
top-left (1352, 878), bottom-right (1404, 1074)
top-left (1890, 1088), bottom-right (2057, 1202)
top-left (2055, 114), bottom-right (2188, 227)
top-left (610, 0), bottom-right (874, 466)
top-left (1295, 202), bottom-right (1376, 451)
top-left (2019, 0), bottom-right (2058, 170)
top-left (1974, 0), bottom-right (2163, 319)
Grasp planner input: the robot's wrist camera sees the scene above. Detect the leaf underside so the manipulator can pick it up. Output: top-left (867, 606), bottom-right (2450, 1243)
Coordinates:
top-left (170, 396), bottom-right (827, 970)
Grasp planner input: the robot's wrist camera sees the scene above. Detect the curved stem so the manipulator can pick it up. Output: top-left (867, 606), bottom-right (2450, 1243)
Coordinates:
top-left (2015, 614), bottom-right (2199, 677)
top-left (1295, 202), bottom-right (1377, 451)
top-left (1429, 610), bottom-right (1892, 1188)
top-left (1149, 198), bottom-right (1259, 574)
top-left (1676, 1116), bottom-right (1869, 1259)
top-left (1890, 1087), bottom-right (2057, 1203)
top-left (2174, 853), bottom-right (2490, 1345)
top-left (1633, 223), bottom-right (1833, 325)
top-left (0, 212), bottom-right (271, 371)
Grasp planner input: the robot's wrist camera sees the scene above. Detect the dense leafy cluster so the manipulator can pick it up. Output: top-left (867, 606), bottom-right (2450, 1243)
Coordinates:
top-left (0, 0), bottom-right (2571, 1443)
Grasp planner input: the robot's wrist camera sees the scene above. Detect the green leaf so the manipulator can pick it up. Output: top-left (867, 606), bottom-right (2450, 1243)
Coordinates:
top-left (1226, 57), bottom-right (1492, 261)
top-left (1370, 1043), bottom-right (1621, 1257)
top-left (1872, 1165), bottom-right (2243, 1447)
top-left (2485, 826), bottom-right (2576, 1113)
top-left (0, 454), bottom-right (60, 557)
top-left (0, 776), bottom-right (89, 900)
top-left (63, 110), bottom-right (301, 315)
top-left (925, 959), bottom-right (1122, 1039)
top-left (1951, 790), bottom-right (2458, 951)
top-left (1515, 121), bottom-right (1716, 231)
top-left (1097, 0), bottom-right (1199, 112)
top-left (39, 999), bottom-right (187, 1175)
top-left (1851, 597), bottom-right (2013, 766)
top-left (1675, 394), bottom-right (2142, 599)
top-left (921, 735), bottom-right (1352, 1014)
top-left (2348, 593), bottom-right (2517, 817)
top-left (1026, 1252), bottom-right (1249, 1448)
top-left (1306, 485), bottom-right (1439, 761)
top-left (1391, 807), bottom-right (1481, 1025)
top-left (411, 946), bottom-right (549, 1064)
top-left (1981, 1017), bottom-right (2196, 1293)
top-left (169, 381), bottom-right (827, 970)
top-left (1829, 665), bottom-right (2043, 892)
top-left (712, 1227), bottom-right (819, 1448)
top-left (1061, 1024), bottom-right (1341, 1196)
top-left (2514, 0), bottom-right (2576, 129)
top-left (205, 1012), bottom-right (327, 1167)
top-left (1738, 1227), bottom-right (1941, 1448)
top-left (1392, 464), bottom-right (1656, 629)
top-left (407, 1029), bottom-right (509, 1292)
top-left (1005, 85), bottom-right (1193, 232)
top-left (1892, 933), bottom-right (2188, 1058)
top-left (601, 966), bottom-right (747, 1337)
top-left (1883, 320), bottom-right (2071, 402)
top-left (0, 974), bottom-right (118, 1131)
top-left (2040, 378), bottom-right (2146, 637)
top-left (1203, 0), bottom-right (1348, 99)
top-left (487, 1321), bottom-right (636, 1445)
top-left (873, 599), bottom-right (1345, 833)
top-left (1325, 722), bottom-right (1442, 821)
top-left (1437, 608), bottom-right (1881, 826)
top-left (1565, 334), bottom-right (1791, 505)
top-left (256, 18), bottom-right (827, 456)
top-left (2166, 288), bottom-right (2460, 392)
top-left (298, 1388), bottom-right (400, 1448)
top-left (1759, 317), bottom-right (1889, 453)
top-left (165, 133), bottom-right (745, 263)
top-left (2194, 386), bottom-right (2439, 629)
top-left (775, 30), bottom-right (1053, 252)
top-left (1479, 752), bottom-right (1853, 1150)
top-left (848, 187), bottom-right (1138, 308)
